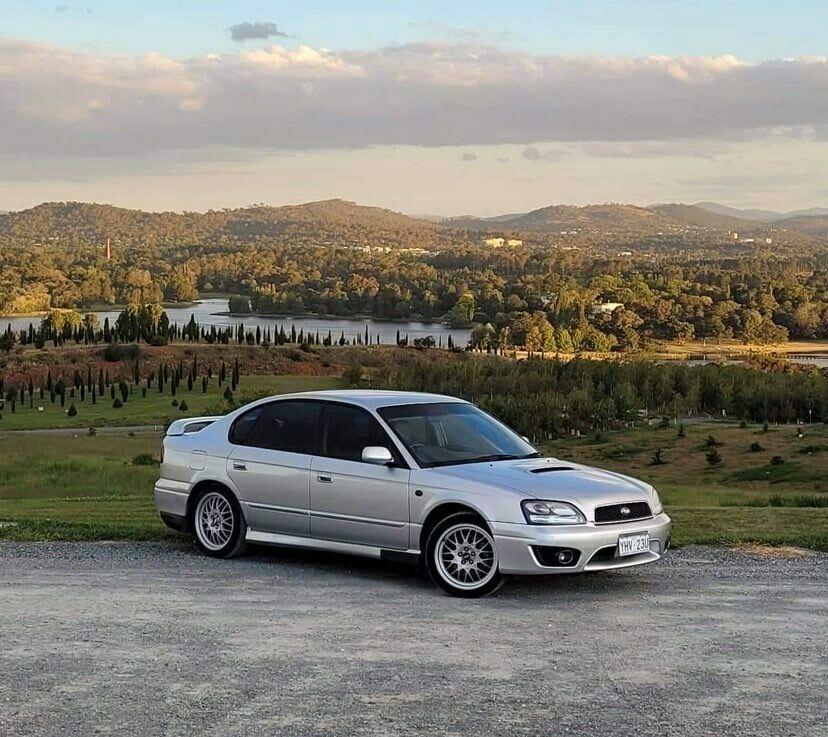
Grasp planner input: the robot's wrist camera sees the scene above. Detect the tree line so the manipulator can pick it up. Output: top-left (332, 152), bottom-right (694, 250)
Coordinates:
top-left (376, 355), bottom-right (828, 437)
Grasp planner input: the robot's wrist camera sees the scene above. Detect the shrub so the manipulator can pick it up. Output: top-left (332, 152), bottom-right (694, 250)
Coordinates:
top-left (88, 426), bottom-right (97, 437)
top-left (147, 334), bottom-right (168, 347)
top-left (67, 403), bottom-right (78, 417)
top-left (103, 343), bottom-right (141, 362)
top-left (178, 400), bottom-right (189, 411)
top-left (658, 416), bottom-right (670, 429)
top-left (132, 453), bottom-right (158, 466)
top-left (223, 387), bottom-right (234, 400)
top-left (343, 363), bottom-right (363, 387)
top-left (749, 442), bottom-right (763, 453)
top-left (705, 448), bottom-right (722, 466)
top-left (677, 423), bottom-right (686, 438)
top-left (739, 419), bottom-right (747, 429)
top-left (770, 455), bottom-right (785, 466)
top-left (761, 421), bottom-right (769, 433)
top-left (171, 399), bottom-right (179, 407)
top-left (649, 448), bottom-right (665, 466)
top-left (704, 435), bottom-right (722, 448)
top-left (112, 398), bottom-right (123, 408)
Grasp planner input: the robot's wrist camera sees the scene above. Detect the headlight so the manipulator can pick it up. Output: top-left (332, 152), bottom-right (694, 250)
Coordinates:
top-left (651, 488), bottom-right (663, 515)
top-left (521, 500), bottom-right (585, 525)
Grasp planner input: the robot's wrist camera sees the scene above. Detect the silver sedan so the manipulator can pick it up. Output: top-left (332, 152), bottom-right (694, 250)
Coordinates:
top-left (155, 390), bottom-right (671, 597)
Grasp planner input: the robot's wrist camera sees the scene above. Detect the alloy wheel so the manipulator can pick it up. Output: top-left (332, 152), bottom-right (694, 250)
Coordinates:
top-left (195, 491), bottom-right (235, 551)
top-left (434, 523), bottom-right (498, 590)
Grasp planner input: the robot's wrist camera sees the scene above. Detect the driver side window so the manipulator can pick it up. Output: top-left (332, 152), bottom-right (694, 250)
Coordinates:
top-left (322, 403), bottom-right (395, 463)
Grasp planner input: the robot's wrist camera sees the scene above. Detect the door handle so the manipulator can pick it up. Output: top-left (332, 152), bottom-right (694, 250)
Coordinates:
top-left (316, 474), bottom-right (333, 484)
top-left (232, 462), bottom-right (247, 471)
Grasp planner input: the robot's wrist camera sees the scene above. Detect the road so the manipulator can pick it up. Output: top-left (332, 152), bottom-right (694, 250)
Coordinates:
top-left (0, 424), bottom-right (162, 437)
top-left (0, 542), bottom-right (825, 736)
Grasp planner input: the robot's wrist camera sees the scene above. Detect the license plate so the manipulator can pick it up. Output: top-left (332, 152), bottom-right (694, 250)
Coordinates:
top-left (617, 532), bottom-right (650, 557)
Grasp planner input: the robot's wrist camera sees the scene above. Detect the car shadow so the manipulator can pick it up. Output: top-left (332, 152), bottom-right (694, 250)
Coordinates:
top-left (170, 537), bottom-right (664, 600)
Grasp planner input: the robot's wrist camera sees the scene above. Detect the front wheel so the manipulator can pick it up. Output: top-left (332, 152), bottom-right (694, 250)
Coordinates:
top-left (425, 513), bottom-right (505, 598)
top-left (192, 487), bottom-right (247, 558)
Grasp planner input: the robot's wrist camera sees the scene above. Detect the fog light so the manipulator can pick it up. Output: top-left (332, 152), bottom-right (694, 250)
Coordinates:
top-left (557, 550), bottom-right (575, 565)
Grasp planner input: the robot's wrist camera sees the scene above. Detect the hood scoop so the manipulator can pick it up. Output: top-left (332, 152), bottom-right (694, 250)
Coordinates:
top-left (527, 466), bottom-right (573, 474)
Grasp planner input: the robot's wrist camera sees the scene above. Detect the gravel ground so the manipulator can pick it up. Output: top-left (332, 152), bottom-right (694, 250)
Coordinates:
top-left (0, 541), bottom-right (825, 737)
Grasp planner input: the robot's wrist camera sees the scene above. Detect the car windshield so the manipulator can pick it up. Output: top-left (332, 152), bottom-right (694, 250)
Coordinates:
top-left (378, 402), bottom-right (539, 468)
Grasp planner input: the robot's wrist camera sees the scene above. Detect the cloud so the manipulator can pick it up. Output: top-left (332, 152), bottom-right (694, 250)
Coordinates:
top-left (460, 152), bottom-right (478, 161)
top-left (229, 22), bottom-right (288, 42)
top-left (578, 140), bottom-right (728, 159)
top-left (0, 39), bottom-right (826, 159)
top-left (54, 4), bottom-right (68, 11)
top-left (521, 147), bottom-right (569, 162)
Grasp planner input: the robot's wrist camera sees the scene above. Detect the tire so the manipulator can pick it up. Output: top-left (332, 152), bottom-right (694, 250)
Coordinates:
top-left (191, 486), bottom-right (247, 559)
top-left (425, 512), bottom-right (505, 598)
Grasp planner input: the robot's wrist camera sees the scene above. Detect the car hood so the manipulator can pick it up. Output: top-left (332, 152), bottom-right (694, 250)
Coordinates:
top-left (429, 456), bottom-right (655, 508)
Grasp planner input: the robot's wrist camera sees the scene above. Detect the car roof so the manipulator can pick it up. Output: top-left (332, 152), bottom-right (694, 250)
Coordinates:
top-left (258, 389), bottom-right (469, 410)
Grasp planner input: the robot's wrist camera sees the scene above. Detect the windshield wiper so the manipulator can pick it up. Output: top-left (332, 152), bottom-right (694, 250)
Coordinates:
top-left (450, 453), bottom-right (531, 466)
top-left (425, 451), bottom-right (542, 468)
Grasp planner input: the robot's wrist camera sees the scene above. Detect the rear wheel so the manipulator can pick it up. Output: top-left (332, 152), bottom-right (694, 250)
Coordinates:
top-left (425, 513), bottom-right (505, 597)
top-left (192, 487), bottom-right (247, 558)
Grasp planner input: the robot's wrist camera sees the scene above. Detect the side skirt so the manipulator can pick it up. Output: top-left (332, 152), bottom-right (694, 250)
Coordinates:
top-left (245, 529), bottom-right (420, 562)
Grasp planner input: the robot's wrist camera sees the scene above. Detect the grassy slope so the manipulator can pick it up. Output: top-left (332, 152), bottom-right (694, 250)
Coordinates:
top-left (541, 421), bottom-right (828, 550)
top-left (0, 374), bottom-right (344, 430)
top-left (0, 398), bottom-right (825, 550)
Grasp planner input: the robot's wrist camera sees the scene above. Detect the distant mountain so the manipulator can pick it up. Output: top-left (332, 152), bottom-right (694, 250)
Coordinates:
top-left (0, 199), bottom-right (447, 249)
top-left (445, 203), bottom-right (711, 234)
top-left (647, 203), bottom-right (752, 229)
top-left (3, 199), bottom-right (824, 250)
top-left (443, 201), bottom-right (828, 238)
top-left (773, 215), bottom-right (828, 239)
top-left (694, 202), bottom-right (828, 223)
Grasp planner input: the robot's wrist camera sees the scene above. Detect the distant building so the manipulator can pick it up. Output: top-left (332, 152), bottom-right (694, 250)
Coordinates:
top-left (483, 237), bottom-right (522, 247)
top-left (617, 250), bottom-right (632, 257)
top-left (765, 237), bottom-right (773, 245)
top-left (591, 302), bottom-right (625, 315)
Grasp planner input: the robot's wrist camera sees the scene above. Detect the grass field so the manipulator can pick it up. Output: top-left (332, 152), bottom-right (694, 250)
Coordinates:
top-left (0, 382), bottom-right (825, 551)
top-left (0, 374), bottom-right (345, 430)
top-left (540, 420), bottom-right (828, 551)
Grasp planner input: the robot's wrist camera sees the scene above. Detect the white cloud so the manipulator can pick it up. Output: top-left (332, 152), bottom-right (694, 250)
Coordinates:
top-left (0, 39), bottom-right (826, 160)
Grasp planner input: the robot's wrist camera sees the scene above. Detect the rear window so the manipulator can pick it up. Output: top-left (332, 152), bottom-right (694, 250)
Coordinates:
top-left (230, 400), bottom-right (322, 454)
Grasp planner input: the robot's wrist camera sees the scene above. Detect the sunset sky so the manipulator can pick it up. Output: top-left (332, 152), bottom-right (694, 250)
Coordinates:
top-left (1, 0), bottom-right (826, 214)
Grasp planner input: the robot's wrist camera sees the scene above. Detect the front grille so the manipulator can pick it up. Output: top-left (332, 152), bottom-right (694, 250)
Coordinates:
top-left (594, 501), bottom-right (652, 524)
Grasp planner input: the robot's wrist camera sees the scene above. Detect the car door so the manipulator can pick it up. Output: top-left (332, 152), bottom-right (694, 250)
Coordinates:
top-left (310, 402), bottom-right (410, 549)
top-left (227, 399), bottom-right (322, 537)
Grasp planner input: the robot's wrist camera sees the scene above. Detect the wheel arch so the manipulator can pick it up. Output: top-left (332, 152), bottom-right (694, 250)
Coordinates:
top-left (419, 502), bottom-right (490, 553)
top-left (186, 479), bottom-right (244, 531)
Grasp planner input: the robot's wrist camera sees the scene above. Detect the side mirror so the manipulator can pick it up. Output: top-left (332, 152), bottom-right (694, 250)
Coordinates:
top-left (362, 446), bottom-right (394, 466)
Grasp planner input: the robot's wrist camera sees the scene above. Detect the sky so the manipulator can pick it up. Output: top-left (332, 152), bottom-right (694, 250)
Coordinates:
top-left (1, 0), bottom-right (826, 214)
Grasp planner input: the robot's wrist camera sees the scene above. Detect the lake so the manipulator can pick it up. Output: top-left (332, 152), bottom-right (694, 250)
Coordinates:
top-left (1, 298), bottom-right (472, 347)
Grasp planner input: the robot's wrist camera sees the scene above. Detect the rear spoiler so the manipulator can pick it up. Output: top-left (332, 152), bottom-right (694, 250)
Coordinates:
top-left (165, 416), bottom-right (223, 436)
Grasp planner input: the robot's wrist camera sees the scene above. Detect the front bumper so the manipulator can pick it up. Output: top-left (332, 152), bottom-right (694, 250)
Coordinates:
top-left (492, 512), bottom-right (672, 575)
